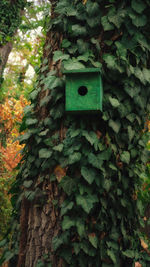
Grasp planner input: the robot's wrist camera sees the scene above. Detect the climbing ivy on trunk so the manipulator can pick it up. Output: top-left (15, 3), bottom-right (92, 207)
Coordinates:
top-left (1, 0), bottom-right (150, 266)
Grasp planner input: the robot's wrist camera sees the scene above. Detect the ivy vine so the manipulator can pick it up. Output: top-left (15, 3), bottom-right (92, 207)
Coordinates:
top-left (1, 0), bottom-right (150, 266)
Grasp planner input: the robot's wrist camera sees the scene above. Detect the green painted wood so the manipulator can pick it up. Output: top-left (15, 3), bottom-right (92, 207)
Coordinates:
top-left (64, 68), bottom-right (103, 112)
top-left (63, 68), bottom-right (101, 74)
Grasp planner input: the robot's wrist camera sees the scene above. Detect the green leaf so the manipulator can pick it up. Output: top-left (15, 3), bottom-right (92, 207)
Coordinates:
top-left (44, 76), bottom-right (63, 91)
top-left (24, 190), bottom-right (36, 201)
top-left (59, 176), bottom-right (76, 195)
top-left (39, 148), bottom-right (52, 159)
top-left (61, 39), bottom-right (71, 48)
top-left (88, 153), bottom-right (102, 169)
top-left (72, 24), bottom-right (87, 36)
top-left (103, 179), bottom-right (112, 192)
top-left (52, 235), bottom-right (63, 251)
top-left (107, 241), bottom-right (119, 250)
top-left (130, 13), bottom-right (147, 27)
top-left (61, 201), bottom-right (74, 216)
top-left (108, 9), bottom-right (125, 28)
top-left (109, 96), bottom-right (120, 108)
top-left (101, 16), bottom-right (114, 31)
top-left (53, 50), bottom-right (69, 62)
top-left (82, 131), bottom-right (98, 146)
top-left (137, 199), bottom-right (144, 216)
top-left (120, 151), bottom-right (130, 164)
top-left (122, 249), bottom-right (135, 258)
top-left (62, 216), bottom-right (75, 230)
top-left (73, 243), bottom-right (80, 255)
top-left (131, 0), bottom-right (146, 14)
top-left (128, 126), bottom-right (135, 142)
top-left (23, 180), bottom-right (33, 188)
top-left (81, 166), bottom-right (96, 184)
top-left (76, 219), bottom-right (85, 237)
top-left (68, 152), bottom-right (81, 164)
top-left (63, 59), bottom-right (85, 70)
top-left (88, 234), bottom-right (98, 248)
top-left (40, 95), bottom-right (51, 107)
top-left (107, 249), bottom-right (117, 264)
top-left (77, 52), bottom-right (90, 62)
top-left (26, 118), bottom-right (38, 126)
top-left (103, 54), bottom-right (116, 69)
top-left (86, 1), bottom-right (99, 16)
top-left (39, 129), bottom-right (49, 136)
top-left (76, 194), bottom-right (98, 213)
top-left (53, 144), bottom-right (63, 152)
top-left (109, 119), bottom-right (121, 133)
top-left (19, 132), bottom-right (31, 142)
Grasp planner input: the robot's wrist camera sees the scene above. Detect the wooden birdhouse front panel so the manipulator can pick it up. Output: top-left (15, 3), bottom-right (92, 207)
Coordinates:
top-left (64, 68), bottom-right (103, 112)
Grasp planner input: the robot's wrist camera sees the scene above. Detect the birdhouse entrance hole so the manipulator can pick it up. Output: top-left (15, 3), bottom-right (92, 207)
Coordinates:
top-left (78, 86), bottom-right (88, 96)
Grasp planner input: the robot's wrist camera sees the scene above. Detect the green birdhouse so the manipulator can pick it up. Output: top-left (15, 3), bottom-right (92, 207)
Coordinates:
top-left (64, 68), bottom-right (103, 112)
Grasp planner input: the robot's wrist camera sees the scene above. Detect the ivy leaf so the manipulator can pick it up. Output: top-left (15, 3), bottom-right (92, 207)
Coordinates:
top-left (68, 152), bottom-right (81, 164)
top-left (103, 179), bottom-right (112, 192)
top-left (82, 131), bottom-right (98, 145)
top-left (52, 236), bottom-right (63, 251)
top-left (107, 249), bottom-right (117, 264)
top-left (40, 95), bottom-right (51, 107)
top-left (76, 194), bottom-right (98, 213)
top-left (59, 176), bottom-right (76, 195)
top-left (53, 50), bottom-right (69, 62)
top-left (103, 54), bottom-right (116, 69)
top-left (109, 96), bottom-right (120, 108)
top-left (23, 180), bottom-right (33, 188)
top-left (61, 201), bottom-right (74, 216)
top-left (19, 132), bottom-right (31, 142)
top-left (109, 119), bottom-right (121, 133)
top-left (122, 249), bottom-right (135, 258)
top-left (120, 151), bottom-right (130, 164)
top-left (72, 24), bottom-right (87, 36)
top-left (61, 39), bottom-right (71, 48)
top-left (137, 200), bottom-right (144, 216)
top-left (62, 216), bottom-right (75, 230)
top-left (26, 118), bottom-right (38, 126)
top-left (53, 144), bottom-right (63, 152)
top-left (63, 59), bottom-right (85, 70)
top-left (88, 233), bottom-right (98, 248)
top-left (81, 166), bottom-right (96, 184)
top-left (88, 153), bottom-right (103, 169)
top-left (101, 16), bottom-right (114, 31)
top-left (128, 126), bottom-right (135, 142)
top-left (86, 1), bottom-right (99, 16)
top-left (76, 219), bottom-right (85, 237)
top-left (131, 14), bottom-right (147, 27)
top-left (39, 129), bottom-right (49, 136)
top-left (131, 0), bottom-right (146, 14)
top-left (39, 148), bottom-right (52, 159)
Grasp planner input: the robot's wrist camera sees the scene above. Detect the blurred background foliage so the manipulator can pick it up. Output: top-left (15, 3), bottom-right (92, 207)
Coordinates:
top-left (0, 0), bottom-right (50, 249)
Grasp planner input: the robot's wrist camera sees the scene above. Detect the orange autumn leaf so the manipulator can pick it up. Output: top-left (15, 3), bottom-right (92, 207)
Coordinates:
top-left (0, 93), bottom-right (29, 172)
top-left (54, 165), bottom-right (67, 182)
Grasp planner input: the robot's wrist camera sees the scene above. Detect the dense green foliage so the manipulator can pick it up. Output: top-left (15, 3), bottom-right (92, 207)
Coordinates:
top-left (1, 0), bottom-right (150, 266)
top-left (0, 0), bottom-right (26, 45)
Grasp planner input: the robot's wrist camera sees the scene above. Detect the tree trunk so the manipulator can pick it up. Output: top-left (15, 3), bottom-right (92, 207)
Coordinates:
top-left (0, 0), bottom-right (26, 83)
top-left (15, 0), bottom-right (150, 266)
top-left (0, 41), bottom-right (13, 80)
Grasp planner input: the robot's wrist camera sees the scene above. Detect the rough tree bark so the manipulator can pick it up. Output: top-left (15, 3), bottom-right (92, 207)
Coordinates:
top-left (0, 41), bottom-right (13, 79)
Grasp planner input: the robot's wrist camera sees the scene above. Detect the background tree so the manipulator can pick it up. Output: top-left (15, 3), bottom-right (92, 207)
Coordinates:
top-left (0, 0), bottom-right (27, 83)
top-left (2, 0), bottom-right (150, 266)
